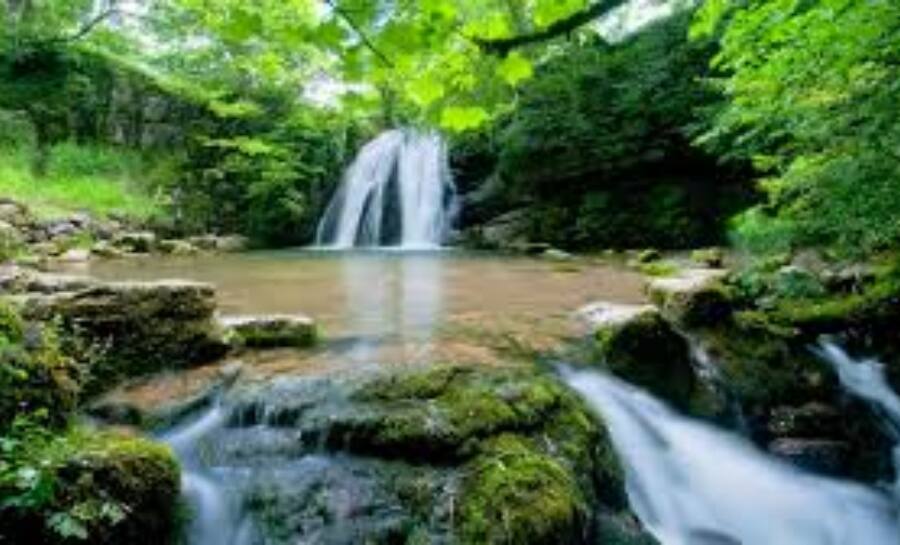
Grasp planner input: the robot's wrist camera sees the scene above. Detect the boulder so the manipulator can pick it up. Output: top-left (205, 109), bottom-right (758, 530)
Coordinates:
top-left (585, 302), bottom-right (694, 408)
top-left (221, 314), bottom-right (317, 349)
top-left (57, 248), bottom-right (91, 263)
top-left (0, 198), bottom-right (32, 227)
top-left (691, 247), bottom-right (725, 268)
top-left (91, 240), bottom-right (126, 259)
top-left (22, 280), bottom-right (229, 394)
top-left (768, 438), bottom-right (849, 476)
top-left (223, 365), bottom-right (642, 544)
top-left (113, 231), bottom-right (157, 253)
top-left (477, 209), bottom-right (531, 250)
top-left (158, 239), bottom-right (199, 256)
top-left (647, 268), bottom-right (731, 328)
top-left (635, 249), bottom-right (661, 264)
top-left (768, 403), bottom-right (843, 438)
top-left (543, 248), bottom-right (576, 261)
top-left (188, 234), bottom-right (248, 252)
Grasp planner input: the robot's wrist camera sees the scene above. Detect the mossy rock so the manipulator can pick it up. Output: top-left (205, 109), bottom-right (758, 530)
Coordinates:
top-left (647, 269), bottom-right (732, 328)
top-left (21, 281), bottom-right (229, 395)
top-left (221, 315), bottom-right (317, 349)
top-left (224, 364), bottom-right (643, 544)
top-left (457, 434), bottom-right (588, 545)
top-left (0, 301), bottom-right (80, 431)
top-left (595, 309), bottom-right (694, 409)
top-left (0, 428), bottom-right (180, 545)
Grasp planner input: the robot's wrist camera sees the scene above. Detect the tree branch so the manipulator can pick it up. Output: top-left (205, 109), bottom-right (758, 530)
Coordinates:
top-left (474, 0), bottom-right (632, 56)
top-left (323, 0), bottom-right (394, 68)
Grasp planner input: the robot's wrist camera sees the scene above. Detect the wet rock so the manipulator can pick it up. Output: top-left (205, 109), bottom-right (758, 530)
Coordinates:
top-left (768, 403), bottom-right (843, 438)
top-left (635, 249), bottom-right (661, 264)
top-left (589, 303), bottom-right (695, 408)
top-left (0, 198), bottom-right (32, 227)
top-left (57, 248), bottom-right (91, 263)
top-left (221, 314), bottom-right (317, 349)
top-left (157, 239), bottom-right (199, 255)
top-left (188, 234), bottom-right (248, 252)
top-left (91, 240), bottom-right (126, 259)
top-left (214, 365), bottom-right (641, 545)
top-left (23, 280), bottom-right (228, 394)
top-left (477, 209), bottom-right (531, 249)
top-left (113, 231), bottom-right (157, 253)
top-left (543, 248), bottom-right (576, 261)
top-left (647, 268), bottom-right (731, 328)
top-left (821, 263), bottom-right (876, 294)
top-left (768, 438), bottom-right (849, 475)
top-left (691, 247), bottom-right (725, 268)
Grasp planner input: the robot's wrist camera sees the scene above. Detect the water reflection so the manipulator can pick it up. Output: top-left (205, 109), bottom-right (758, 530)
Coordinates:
top-left (340, 252), bottom-right (443, 364)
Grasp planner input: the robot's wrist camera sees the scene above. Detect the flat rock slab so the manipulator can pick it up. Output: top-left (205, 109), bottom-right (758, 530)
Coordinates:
top-left (577, 301), bottom-right (657, 330)
top-left (221, 314), bottom-right (317, 349)
top-left (646, 268), bottom-right (729, 299)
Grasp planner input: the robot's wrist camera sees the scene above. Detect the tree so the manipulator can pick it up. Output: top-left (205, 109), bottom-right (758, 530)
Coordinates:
top-left (694, 0), bottom-right (900, 255)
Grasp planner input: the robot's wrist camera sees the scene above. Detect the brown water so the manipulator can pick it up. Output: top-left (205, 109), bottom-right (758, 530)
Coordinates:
top-left (68, 249), bottom-right (646, 375)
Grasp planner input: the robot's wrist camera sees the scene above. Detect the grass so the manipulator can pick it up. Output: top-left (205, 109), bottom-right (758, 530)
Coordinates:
top-left (0, 143), bottom-right (167, 221)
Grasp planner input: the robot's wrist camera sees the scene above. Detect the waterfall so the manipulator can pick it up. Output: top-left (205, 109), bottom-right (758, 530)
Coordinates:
top-left (316, 129), bottom-right (457, 249)
top-left (162, 404), bottom-right (256, 545)
top-left (815, 340), bottom-right (900, 498)
top-left (561, 367), bottom-right (900, 545)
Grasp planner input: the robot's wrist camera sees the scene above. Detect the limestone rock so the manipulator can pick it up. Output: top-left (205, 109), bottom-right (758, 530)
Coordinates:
top-left (768, 438), bottom-right (849, 476)
top-left (113, 231), bottom-right (157, 253)
top-left (57, 248), bottom-right (91, 263)
top-left (647, 268), bottom-right (731, 327)
top-left (23, 280), bottom-right (228, 393)
top-left (586, 302), bottom-right (695, 407)
top-left (91, 240), bottom-right (126, 259)
top-left (158, 239), bottom-right (199, 255)
top-left (188, 234), bottom-right (248, 252)
top-left (221, 314), bottom-right (317, 349)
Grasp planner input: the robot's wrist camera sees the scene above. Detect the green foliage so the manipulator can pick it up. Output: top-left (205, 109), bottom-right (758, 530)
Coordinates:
top-left (456, 11), bottom-right (754, 250)
top-left (0, 424), bottom-right (180, 545)
top-left (0, 143), bottom-right (165, 221)
top-left (696, 0), bottom-right (900, 257)
top-left (0, 303), bottom-right (80, 432)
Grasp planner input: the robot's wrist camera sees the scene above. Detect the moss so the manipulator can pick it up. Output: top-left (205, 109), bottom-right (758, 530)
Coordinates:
top-left (0, 302), bottom-right (80, 431)
top-left (638, 261), bottom-right (678, 277)
top-left (457, 434), bottom-right (588, 545)
top-left (691, 248), bottom-right (724, 268)
top-left (25, 282), bottom-right (229, 395)
top-left (334, 367), bottom-right (567, 461)
top-left (595, 312), bottom-right (694, 408)
top-left (636, 249), bottom-right (661, 264)
top-left (0, 426), bottom-right (180, 545)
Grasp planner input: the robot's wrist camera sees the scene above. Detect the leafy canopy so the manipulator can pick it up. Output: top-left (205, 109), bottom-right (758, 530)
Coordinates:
top-left (694, 0), bottom-right (900, 256)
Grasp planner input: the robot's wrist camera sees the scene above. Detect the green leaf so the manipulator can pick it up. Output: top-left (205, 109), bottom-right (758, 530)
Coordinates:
top-left (497, 52), bottom-right (534, 86)
top-left (440, 106), bottom-right (489, 132)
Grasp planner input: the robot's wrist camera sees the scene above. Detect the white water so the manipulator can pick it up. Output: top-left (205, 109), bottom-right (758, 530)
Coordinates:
top-left (162, 405), bottom-right (255, 545)
top-left (563, 362), bottom-right (900, 545)
top-left (315, 129), bottom-right (457, 249)
top-left (815, 341), bottom-right (900, 499)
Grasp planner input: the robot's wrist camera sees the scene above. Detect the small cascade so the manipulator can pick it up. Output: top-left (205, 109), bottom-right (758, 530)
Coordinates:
top-left (562, 367), bottom-right (900, 545)
top-left (161, 404), bottom-right (256, 545)
top-left (814, 340), bottom-right (900, 498)
top-left (316, 129), bottom-right (457, 249)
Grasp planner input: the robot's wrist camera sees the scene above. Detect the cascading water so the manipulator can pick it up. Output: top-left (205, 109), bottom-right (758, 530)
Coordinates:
top-left (162, 404), bottom-right (256, 545)
top-left (315, 129), bottom-right (457, 249)
top-left (815, 340), bottom-right (900, 499)
top-left (562, 359), bottom-right (900, 545)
